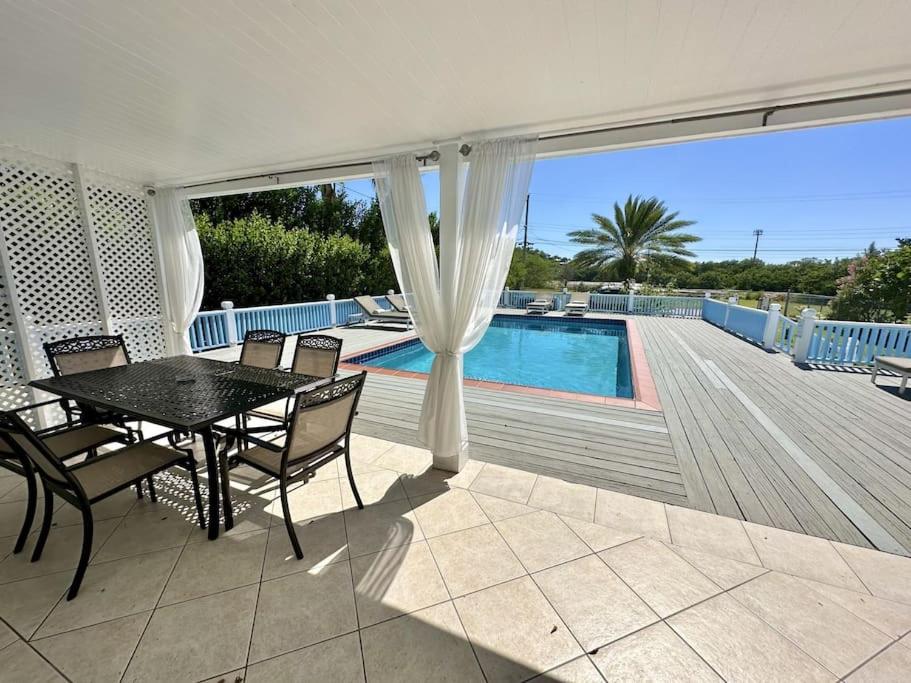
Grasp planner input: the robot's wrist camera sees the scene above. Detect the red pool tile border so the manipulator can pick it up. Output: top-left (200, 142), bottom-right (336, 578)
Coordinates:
top-left (340, 318), bottom-right (661, 412)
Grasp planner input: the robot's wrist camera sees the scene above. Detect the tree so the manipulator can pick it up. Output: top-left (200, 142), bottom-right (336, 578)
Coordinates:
top-left (505, 248), bottom-right (558, 289)
top-left (568, 195), bottom-right (699, 282)
top-left (829, 240), bottom-right (911, 322)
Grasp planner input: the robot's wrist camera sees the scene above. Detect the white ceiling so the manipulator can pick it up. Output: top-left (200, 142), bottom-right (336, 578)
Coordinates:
top-left (2, 0), bottom-right (911, 185)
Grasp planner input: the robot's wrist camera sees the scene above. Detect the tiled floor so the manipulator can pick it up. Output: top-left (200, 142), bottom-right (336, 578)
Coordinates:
top-left (1, 433), bottom-right (910, 682)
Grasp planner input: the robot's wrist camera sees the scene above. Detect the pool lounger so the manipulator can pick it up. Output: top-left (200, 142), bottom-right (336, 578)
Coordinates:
top-left (564, 302), bottom-right (588, 316)
top-left (353, 296), bottom-right (413, 329)
top-left (526, 298), bottom-right (551, 315)
top-left (871, 355), bottom-right (910, 395)
top-left (385, 293), bottom-right (408, 313)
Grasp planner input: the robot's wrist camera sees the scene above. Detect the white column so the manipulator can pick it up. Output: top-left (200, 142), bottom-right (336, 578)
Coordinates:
top-left (762, 303), bottom-right (781, 350)
top-left (221, 301), bottom-right (238, 345)
top-left (627, 290), bottom-right (635, 313)
top-left (327, 294), bottom-right (337, 327)
top-left (723, 295), bottom-right (737, 329)
top-left (793, 308), bottom-right (818, 363)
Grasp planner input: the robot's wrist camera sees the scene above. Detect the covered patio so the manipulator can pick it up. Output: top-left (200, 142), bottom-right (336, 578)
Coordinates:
top-left (2, 1), bottom-right (911, 681)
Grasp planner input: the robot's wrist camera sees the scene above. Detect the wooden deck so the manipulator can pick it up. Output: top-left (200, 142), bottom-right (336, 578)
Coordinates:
top-left (203, 315), bottom-right (911, 555)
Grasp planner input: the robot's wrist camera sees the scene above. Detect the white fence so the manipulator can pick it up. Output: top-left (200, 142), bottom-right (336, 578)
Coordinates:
top-left (500, 290), bottom-right (704, 318)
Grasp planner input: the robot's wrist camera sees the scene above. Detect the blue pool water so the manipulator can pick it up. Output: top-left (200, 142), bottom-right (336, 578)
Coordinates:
top-left (349, 315), bottom-right (633, 397)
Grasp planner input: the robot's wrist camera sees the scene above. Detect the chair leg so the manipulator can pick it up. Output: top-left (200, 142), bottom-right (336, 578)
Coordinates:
top-left (66, 507), bottom-right (93, 601)
top-left (31, 480), bottom-right (55, 562)
top-left (279, 479), bottom-right (303, 560)
top-left (135, 481), bottom-right (144, 499)
top-left (185, 462), bottom-right (206, 529)
top-left (146, 476), bottom-right (157, 503)
top-left (344, 451), bottom-right (364, 510)
top-left (218, 450), bottom-right (234, 530)
top-left (13, 462), bottom-right (37, 554)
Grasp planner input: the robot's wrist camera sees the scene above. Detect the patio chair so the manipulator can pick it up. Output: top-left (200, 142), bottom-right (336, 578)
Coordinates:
top-left (244, 334), bottom-right (343, 430)
top-left (220, 372), bottom-right (367, 559)
top-left (564, 292), bottom-right (589, 317)
top-left (871, 356), bottom-right (910, 395)
top-left (0, 410), bottom-right (205, 600)
top-left (0, 400), bottom-right (128, 555)
top-left (238, 329), bottom-right (287, 369)
top-left (385, 293), bottom-right (408, 313)
top-left (526, 297), bottom-right (551, 315)
top-left (353, 296), bottom-right (412, 328)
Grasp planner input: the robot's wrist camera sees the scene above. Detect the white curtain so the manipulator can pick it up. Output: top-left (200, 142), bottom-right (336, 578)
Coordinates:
top-left (374, 136), bottom-right (536, 471)
top-left (151, 188), bottom-right (204, 356)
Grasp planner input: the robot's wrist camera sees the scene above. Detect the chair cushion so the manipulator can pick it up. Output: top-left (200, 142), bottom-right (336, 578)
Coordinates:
top-left (72, 442), bottom-right (187, 501)
top-left (246, 400), bottom-right (288, 422)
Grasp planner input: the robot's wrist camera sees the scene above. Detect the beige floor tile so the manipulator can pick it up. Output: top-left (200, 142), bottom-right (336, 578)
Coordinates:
top-left (343, 499), bottom-right (424, 557)
top-left (833, 541), bottom-right (911, 604)
top-left (124, 584), bottom-right (257, 682)
top-left (731, 571), bottom-right (892, 676)
top-left (351, 540), bottom-right (449, 627)
top-left (35, 547), bottom-right (180, 638)
top-left (846, 643), bottom-right (911, 682)
top-left (668, 594), bottom-right (833, 682)
top-left (268, 478), bottom-right (343, 525)
top-left (901, 633), bottom-right (911, 649)
top-left (743, 523), bottom-right (867, 592)
top-left (0, 640), bottom-right (66, 682)
top-left (92, 503), bottom-right (195, 563)
top-left (666, 505), bottom-right (760, 564)
top-left (533, 555), bottom-right (657, 651)
top-left (32, 612), bottom-right (150, 682)
top-left (794, 576), bottom-right (911, 639)
top-left (0, 500), bottom-right (37, 539)
top-left (559, 515), bottom-right (640, 553)
top-left (341, 468), bottom-right (406, 507)
top-left (0, 617), bottom-right (18, 650)
top-left (669, 544), bottom-right (767, 590)
top-left (399, 459), bottom-right (484, 497)
top-left (528, 655), bottom-right (604, 682)
top-left (591, 622), bottom-right (721, 682)
top-left (199, 668), bottom-right (245, 683)
top-left (262, 512), bottom-right (349, 580)
top-left (0, 476), bottom-right (24, 501)
top-left (410, 489), bottom-right (489, 538)
top-left (428, 524), bottom-right (525, 597)
top-left (527, 476), bottom-right (597, 522)
top-left (349, 433), bottom-right (397, 463)
top-left (374, 444), bottom-right (433, 476)
top-left (246, 632), bottom-right (364, 683)
top-left (361, 602), bottom-right (484, 683)
top-left (470, 463), bottom-right (537, 503)
top-left (0, 571), bottom-right (70, 638)
top-left (0, 519), bottom-right (119, 584)
top-left (53, 489), bottom-right (136, 527)
top-left (495, 510), bottom-right (590, 573)
top-left (471, 492), bottom-right (536, 522)
top-left (249, 560), bottom-right (357, 663)
top-left (159, 529), bottom-right (267, 605)
top-left (594, 489), bottom-right (669, 543)
top-left (454, 576), bottom-right (583, 682)
top-left (599, 538), bottom-right (720, 617)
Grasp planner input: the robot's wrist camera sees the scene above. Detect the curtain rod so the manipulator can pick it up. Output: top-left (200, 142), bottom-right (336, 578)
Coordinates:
top-left (182, 87), bottom-right (910, 191)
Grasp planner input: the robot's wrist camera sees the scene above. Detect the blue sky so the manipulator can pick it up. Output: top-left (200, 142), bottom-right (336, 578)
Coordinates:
top-left (343, 116), bottom-right (911, 264)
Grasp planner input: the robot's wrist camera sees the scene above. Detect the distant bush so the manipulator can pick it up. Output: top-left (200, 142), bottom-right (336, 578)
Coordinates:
top-left (829, 240), bottom-right (911, 322)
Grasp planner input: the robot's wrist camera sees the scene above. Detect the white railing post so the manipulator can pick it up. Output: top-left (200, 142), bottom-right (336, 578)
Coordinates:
top-left (723, 296), bottom-right (737, 329)
top-left (327, 294), bottom-right (337, 327)
top-left (504, 286), bottom-right (510, 308)
top-left (221, 301), bottom-right (238, 345)
top-left (762, 303), bottom-right (781, 350)
top-left (627, 290), bottom-right (635, 313)
top-left (793, 308), bottom-right (818, 363)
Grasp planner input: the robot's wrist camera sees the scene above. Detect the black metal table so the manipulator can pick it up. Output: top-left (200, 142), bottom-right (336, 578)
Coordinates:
top-left (31, 356), bottom-right (324, 539)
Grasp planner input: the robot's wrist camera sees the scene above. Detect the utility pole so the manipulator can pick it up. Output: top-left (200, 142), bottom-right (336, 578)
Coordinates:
top-left (520, 193), bottom-right (531, 289)
top-left (752, 229), bottom-right (763, 262)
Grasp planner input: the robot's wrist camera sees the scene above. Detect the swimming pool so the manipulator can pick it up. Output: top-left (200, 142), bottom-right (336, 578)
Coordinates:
top-left (346, 315), bottom-right (634, 398)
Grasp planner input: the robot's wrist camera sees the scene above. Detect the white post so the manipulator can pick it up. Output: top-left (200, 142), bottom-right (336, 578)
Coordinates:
top-left (221, 301), bottom-right (238, 345)
top-left (327, 294), bottom-right (337, 327)
top-left (723, 296), bottom-right (737, 328)
top-left (792, 308), bottom-right (818, 363)
top-left (504, 286), bottom-right (510, 308)
top-left (73, 164), bottom-right (114, 334)
top-left (627, 290), bottom-right (635, 313)
top-left (762, 303), bottom-right (781, 350)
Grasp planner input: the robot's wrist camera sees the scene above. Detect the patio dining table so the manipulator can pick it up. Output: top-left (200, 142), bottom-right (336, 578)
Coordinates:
top-left (31, 355), bottom-right (326, 539)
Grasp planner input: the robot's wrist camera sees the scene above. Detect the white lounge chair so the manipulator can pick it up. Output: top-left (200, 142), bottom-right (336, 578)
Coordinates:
top-left (564, 292), bottom-right (589, 317)
top-left (353, 296), bottom-right (413, 329)
top-left (871, 356), bottom-right (910, 395)
top-left (526, 298), bottom-right (551, 315)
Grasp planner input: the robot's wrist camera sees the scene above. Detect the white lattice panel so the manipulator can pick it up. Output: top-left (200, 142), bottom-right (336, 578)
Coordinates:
top-left (87, 171), bottom-right (166, 361)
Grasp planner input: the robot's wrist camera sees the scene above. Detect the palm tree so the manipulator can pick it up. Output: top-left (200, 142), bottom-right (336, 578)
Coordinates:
top-left (568, 195), bottom-right (699, 282)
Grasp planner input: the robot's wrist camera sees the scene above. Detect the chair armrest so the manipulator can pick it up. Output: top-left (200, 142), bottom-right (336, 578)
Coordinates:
top-left (243, 433), bottom-right (286, 452)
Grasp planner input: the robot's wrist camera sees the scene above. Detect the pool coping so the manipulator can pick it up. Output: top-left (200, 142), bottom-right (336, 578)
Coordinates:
top-left (339, 314), bottom-right (661, 411)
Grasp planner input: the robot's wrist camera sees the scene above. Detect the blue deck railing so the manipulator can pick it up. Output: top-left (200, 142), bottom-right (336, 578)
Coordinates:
top-left (805, 321), bottom-right (911, 365)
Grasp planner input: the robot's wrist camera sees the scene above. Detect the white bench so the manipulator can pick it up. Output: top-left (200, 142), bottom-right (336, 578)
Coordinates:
top-left (871, 356), bottom-right (910, 395)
